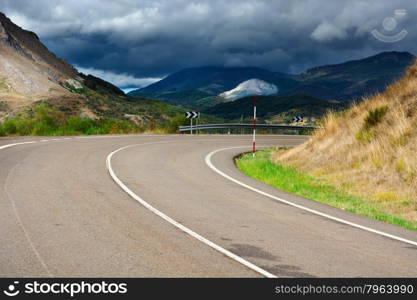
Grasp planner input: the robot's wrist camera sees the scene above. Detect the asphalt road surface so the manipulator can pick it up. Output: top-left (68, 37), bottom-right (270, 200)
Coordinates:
top-left (0, 134), bottom-right (416, 277)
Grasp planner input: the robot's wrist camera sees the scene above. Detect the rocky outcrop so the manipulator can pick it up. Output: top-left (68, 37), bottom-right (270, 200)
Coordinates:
top-left (0, 12), bottom-right (83, 108)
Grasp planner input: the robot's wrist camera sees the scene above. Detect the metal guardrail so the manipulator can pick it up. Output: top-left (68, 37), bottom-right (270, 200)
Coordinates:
top-left (179, 123), bottom-right (320, 132)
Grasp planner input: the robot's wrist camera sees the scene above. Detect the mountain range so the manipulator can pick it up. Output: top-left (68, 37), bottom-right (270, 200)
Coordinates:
top-left (129, 51), bottom-right (415, 109)
top-left (0, 10), bottom-right (415, 128)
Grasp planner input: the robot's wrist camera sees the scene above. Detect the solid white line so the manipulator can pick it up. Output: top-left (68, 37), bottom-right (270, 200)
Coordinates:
top-left (205, 146), bottom-right (417, 247)
top-left (106, 142), bottom-right (277, 278)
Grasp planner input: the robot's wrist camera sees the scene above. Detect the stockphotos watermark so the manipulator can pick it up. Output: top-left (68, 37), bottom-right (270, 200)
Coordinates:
top-left (3, 280), bottom-right (127, 297)
top-left (371, 9), bottom-right (408, 42)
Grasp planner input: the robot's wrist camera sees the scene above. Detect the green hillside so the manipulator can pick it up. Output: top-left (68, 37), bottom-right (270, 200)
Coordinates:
top-left (129, 89), bottom-right (213, 109)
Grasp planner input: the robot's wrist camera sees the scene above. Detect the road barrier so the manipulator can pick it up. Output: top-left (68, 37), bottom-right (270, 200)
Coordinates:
top-left (179, 123), bottom-right (320, 133)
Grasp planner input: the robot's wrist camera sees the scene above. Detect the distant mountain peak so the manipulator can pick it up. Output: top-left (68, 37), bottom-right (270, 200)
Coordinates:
top-left (219, 79), bottom-right (278, 100)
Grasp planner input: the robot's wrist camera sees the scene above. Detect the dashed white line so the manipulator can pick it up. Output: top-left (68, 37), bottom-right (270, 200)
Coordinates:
top-left (205, 146), bottom-right (417, 247)
top-left (0, 141), bottom-right (37, 150)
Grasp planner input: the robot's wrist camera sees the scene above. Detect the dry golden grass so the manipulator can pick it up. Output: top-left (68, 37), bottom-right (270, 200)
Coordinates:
top-left (275, 60), bottom-right (417, 223)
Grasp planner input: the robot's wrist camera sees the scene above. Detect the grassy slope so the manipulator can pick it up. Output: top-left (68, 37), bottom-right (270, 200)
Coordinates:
top-left (275, 60), bottom-right (417, 225)
top-left (0, 83), bottom-right (224, 136)
top-left (237, 149), bottom-right (417, 230)
top-left (59, 79), bottom-right (188, 122)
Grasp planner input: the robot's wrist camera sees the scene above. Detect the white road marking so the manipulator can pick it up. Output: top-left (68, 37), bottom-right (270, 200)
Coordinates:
top-left (106, 142), bottom-right (277, 278)
top-left (0, 135), bottom-right (301, 278)
top-left (0, 141), bottom-right (37, 150)
top-left (205, 146), bottom-right (417, 247)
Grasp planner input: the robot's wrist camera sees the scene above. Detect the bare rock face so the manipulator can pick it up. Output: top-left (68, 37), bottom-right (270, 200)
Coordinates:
top-left (0, 19), bottom-right (9, 39)
top-left (0, 13), bottom-right (79, 78)
top-left (0, 12), bottom-right (82, 108)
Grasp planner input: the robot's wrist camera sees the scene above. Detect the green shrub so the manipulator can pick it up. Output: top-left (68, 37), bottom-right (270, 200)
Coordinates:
top-left (33, 104), bottom-right (67, 128)
top-left (108, 119), bottom-right (137, 134)
top-left (3, 119), bottom-right (17, 134)
top-left (66, 117), bottom-right (95, 133)
top-left (0, 119), bottom-right (34, 135)
top-left (31, 123), bottom-right (55, 136)
top-left (85, 127), bottom-right (105, 135)
top-left (356, 105), bottom-right (389, 142)
top-left (164, 115), bottom-right (188, 133)
top-left (15, 120), bottom-right (34, 135)
top-left (0, 104), bottom-right (144, 137)
top-left (355, 130), bottom-right (374, 142)
top-left (364, 105), bottom-right (389, 130)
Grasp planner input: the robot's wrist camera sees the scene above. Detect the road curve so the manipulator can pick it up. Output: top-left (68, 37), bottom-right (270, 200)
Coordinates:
top-left (0, 134), bottom-right (416, 277)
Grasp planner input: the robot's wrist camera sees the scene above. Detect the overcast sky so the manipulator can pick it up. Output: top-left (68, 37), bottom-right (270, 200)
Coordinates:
top-left (2, 0), bottom-right (416, 89)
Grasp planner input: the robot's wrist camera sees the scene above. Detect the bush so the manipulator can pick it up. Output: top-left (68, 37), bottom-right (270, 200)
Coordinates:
top-left (33, 104), bottom-right (67, 128)
top-left (364, 105), bottom-right (389, 130)
top-left (16, 120), bottom-right (34, 135)
top-left (0, 104), bottom-right (144, 136)
top-left (3, 119), bottom-right (17, 134)
top-left (31, 123), bottom-right (55, 136)
top-left (66, 117), bottom-right (95, 133)
top-left (164, 115), bottom-right (188, 133)
top-left (355, 130), bottom-right (374, 142)
top-left (107, 119), bottom-right (137, 134)
top-left (356, 105), bottom-right (389, 142)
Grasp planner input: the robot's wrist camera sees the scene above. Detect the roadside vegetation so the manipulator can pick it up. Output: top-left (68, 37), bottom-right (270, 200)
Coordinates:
top-left (0, 104), bottom-right (189, 136)
top-left (272, 60), bottom-right (417, 227)
top-left (237, 149), bottom-right (417, 231)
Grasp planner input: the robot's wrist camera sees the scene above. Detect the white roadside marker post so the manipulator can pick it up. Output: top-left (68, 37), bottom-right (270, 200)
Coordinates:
top-left (198, 112), bottom-right (200, 135)
top-left (252, 96), bottom-right (257, 158)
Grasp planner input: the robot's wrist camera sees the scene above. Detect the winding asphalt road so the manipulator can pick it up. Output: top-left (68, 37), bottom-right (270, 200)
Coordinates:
top-left (0, 134), bottom-right (416, 277)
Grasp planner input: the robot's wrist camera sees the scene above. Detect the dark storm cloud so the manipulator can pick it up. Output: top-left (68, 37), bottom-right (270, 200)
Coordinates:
top-left (2, 0), bottom-right (417, 87)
